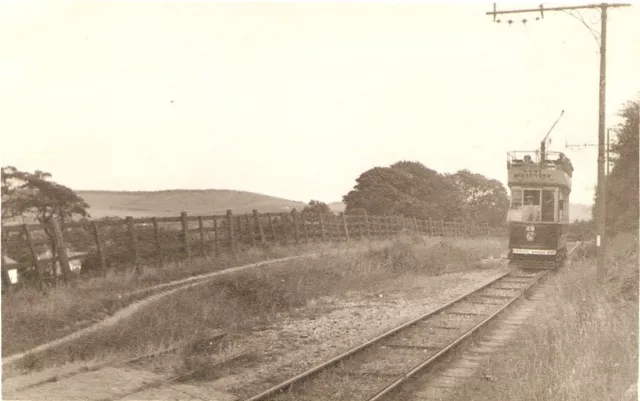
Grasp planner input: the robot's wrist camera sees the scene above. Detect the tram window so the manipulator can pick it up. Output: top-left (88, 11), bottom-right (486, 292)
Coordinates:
top-left (523, 190), bottom-right (540, 206)
top-left (522, 189), bottom-right (541, 222)
top-left (541, 190), bottom-right (555, 222)
top-left (510, 189), bottom-right (523, 209)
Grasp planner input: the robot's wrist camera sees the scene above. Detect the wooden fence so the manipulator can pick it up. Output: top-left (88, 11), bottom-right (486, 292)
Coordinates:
top-left (1, 209), bottom-right (505, 290)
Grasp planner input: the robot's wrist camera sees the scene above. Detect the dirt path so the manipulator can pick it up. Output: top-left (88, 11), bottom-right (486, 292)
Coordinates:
top-left (2, 242), bottom-right (386, 369)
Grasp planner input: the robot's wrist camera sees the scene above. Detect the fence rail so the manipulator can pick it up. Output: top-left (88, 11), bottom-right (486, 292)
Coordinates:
top-left (1, 209), bottom-right (505, 290)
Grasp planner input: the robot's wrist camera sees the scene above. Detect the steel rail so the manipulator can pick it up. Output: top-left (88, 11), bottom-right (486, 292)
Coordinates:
top-left (364, 270), bottom-right (547, 401)
top-left (244, 269), bottom-right (515, 401)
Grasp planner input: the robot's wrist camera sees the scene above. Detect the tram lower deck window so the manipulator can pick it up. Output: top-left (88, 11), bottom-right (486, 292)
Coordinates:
top-left (523, 190), bottom-right (540, 206)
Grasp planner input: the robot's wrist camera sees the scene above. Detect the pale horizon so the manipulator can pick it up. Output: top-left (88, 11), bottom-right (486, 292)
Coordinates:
top-left (2, 1), bottom-right (638, 206)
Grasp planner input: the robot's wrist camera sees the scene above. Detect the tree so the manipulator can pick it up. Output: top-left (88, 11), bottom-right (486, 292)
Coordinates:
top-left (1, 166), bottom-right (90, 225)
top-left (342, 161), bottom-right (465, 221)
top-left (303, 200), bottom-right (331, 216)
top-left (603, 99), bottom-right (639, 236)
top-left (449, 169), bottom-right (509, 227)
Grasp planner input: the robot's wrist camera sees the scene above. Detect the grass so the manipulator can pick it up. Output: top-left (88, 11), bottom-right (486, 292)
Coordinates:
top-left (7, 234), bottom-right (506, 375)
top-left (450, 232), bottom-right (639, 401)
top-left (1, 241), bottom-right (360, 357)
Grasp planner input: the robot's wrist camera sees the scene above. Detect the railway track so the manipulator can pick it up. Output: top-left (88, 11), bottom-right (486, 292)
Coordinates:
top-left (244, 268), bottom-right (549, 401)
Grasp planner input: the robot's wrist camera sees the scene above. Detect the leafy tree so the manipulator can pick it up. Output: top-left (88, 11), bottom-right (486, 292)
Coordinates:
top-left (449, 169), bottom-right (509, 227)
top-left (342, 161), bottom-right (465, 221)
top-left (303, 200), bottom-right (331, 216)
top-left (1, 166), bottom-right (90, 225)
top-left (603, 99), bottom-right (639, 235)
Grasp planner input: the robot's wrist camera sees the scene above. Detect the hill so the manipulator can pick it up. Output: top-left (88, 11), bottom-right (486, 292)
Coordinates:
top-left (76, 190), bottom-right (308, 219)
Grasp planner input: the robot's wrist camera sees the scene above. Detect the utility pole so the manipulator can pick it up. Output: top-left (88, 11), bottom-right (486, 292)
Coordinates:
top-left (486, 2), bottom-right (631, 282)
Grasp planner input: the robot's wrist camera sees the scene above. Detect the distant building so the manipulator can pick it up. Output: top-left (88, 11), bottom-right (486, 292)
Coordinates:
top-left (37, 249), bottom-right (88, 275)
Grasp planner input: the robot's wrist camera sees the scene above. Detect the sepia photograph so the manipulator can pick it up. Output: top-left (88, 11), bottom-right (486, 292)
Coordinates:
top-left (1, 1), bottom-right (638, 400)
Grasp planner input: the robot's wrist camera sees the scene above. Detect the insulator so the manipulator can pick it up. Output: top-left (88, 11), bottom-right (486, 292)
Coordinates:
top-left (508, 19), bottom-right (513, 24)
top-left (522, 18), bottom-right (527, 24)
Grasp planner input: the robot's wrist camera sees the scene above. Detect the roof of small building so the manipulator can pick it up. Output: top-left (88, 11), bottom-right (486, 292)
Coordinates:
top-left (3, 255), bottom-right (18, 265)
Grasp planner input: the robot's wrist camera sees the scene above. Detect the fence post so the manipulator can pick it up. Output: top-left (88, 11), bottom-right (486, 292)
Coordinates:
top-left (253, 209), bottom-right (266, 244)
top-left (245, 214), bottom-right (256, 247)
top-left (125, 216), bottom-right (140, 273)
top-left (281, 214), bottom-right (290, 245)
top-left (267, 213), bottom-right (277, 241)
top-left (22, 224), bottom-right (44, 290)
top-left (213, 216), bottom-right (220, 256)
top-left (319, 213), bottom-right (327, 241)
top-left (50, 219), bottom-right (72, 283)
top-left (90, 221), bottom-right (108, 276)
top-left (300, 211), bottom-right (310, 243)
top-left (363, 210), bottom-right (371, 238)
top-left (151, 218), bottom-right (165, 268)
top-left (236, 215), bottom-right (244, 247)
top-left (440, 220), bottom-right (445, 236)
top-left (340, 212), bottom-right (350, 241)
top-left (198, 216), bottom-right (206, 256)
top-left (226, 210), bottom-right (236, 255)
top-left (291, 209), bottom-right (301, 244)
top-left (180, 212), bottom-right (191, 260)
top-left (356, 212), bottom-right (364, 240)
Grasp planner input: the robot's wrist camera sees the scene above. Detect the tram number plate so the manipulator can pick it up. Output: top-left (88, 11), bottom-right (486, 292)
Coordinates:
top-left (512, 248), bottom-right (556, 255)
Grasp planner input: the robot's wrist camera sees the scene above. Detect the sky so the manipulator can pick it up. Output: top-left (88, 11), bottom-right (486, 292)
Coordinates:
top-left (1, 0), bottom-right (639, 206)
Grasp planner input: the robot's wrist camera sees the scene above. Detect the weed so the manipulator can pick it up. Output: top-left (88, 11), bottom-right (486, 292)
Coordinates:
top-left (451, 233), bottom-right (638, 401)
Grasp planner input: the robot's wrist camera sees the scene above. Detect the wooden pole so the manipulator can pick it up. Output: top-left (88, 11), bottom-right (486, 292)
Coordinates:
top-left (151, 217), bottom-right (165, 268)
top-left (245, 213), bottom-right (256, 247)
top-left (180, 212), bottom-right (191, 260)
top-left (267, 213), bottom-right (277, 242)
top-left (300, 211), bottom-right (310, 243)
top-left (340, 212), bottom-right (350, 242)
top-left (319, 213), bottom-right (327, 241)
top-left (90, 221), bottom-right (108, 275)
top-left (357, 213), bottom-right (364, 240)
top-left (226, 210), bottom-right (236, 255)
top-left (236, 215), bottom-right (244, 247)
top-left (126, 216), bottom-right (140, 273)
top-left (50, 219), bottom-right (72, 283)
top-left (291, 209), bottom-right (301, 244)
top-left (363, 210), bottom-right (371, 238)
top-left (253, 209), bottom-right (266, 244)
top-left (198, 216), bottom-right (206, 256)
top-left (213, 216), bottom-right (220, 256)
top-left (22, 224), bottom-right (44, 290)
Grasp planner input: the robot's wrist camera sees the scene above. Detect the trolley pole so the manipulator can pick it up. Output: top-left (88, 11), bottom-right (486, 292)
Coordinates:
top-left (486, 2), bottom-right (631, 282)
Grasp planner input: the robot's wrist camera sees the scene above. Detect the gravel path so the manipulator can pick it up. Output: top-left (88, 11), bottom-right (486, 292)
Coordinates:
top-left (186, 264), bottom-right (510, 399)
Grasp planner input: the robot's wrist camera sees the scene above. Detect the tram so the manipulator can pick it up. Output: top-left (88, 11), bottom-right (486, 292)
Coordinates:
top-left (506, 115), bottom-right (574, 269)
